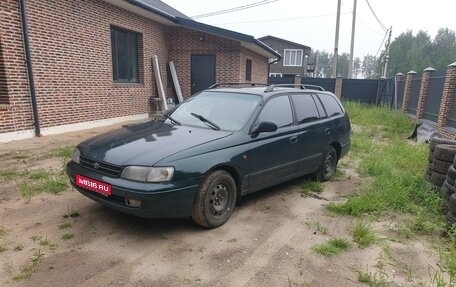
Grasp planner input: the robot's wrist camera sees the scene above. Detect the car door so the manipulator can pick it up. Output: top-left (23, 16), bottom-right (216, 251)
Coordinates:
top-left (247, 95), bottom-right (299, 191)
top-left (290, 93), bottom-right (331, 174)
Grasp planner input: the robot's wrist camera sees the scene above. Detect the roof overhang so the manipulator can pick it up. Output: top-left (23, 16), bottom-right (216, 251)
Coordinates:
top-left (102, 0), bottom-right (282, 60)
top-left (102, 0), bottom-right (176, 25)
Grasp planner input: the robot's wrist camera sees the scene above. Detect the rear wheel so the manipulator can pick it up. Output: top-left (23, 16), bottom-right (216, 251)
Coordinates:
top-left (316, 146), bottom-right (338, 182)
top-left (192, 170), bottom-right (237, 229)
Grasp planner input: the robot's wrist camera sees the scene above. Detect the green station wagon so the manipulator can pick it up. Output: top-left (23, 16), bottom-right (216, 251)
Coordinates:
top-left (66, 84), bottom-right (351, 228)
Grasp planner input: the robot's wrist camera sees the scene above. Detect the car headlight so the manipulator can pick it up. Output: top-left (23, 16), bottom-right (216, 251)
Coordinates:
top-left (71, 148), bottom-right (81, 164)
top-left (120, 166), bottom-right (174, 182)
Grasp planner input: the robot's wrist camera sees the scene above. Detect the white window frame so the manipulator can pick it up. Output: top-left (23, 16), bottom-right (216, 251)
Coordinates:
top-left (283, 49), bottom-right (303, 67)
top-left (269, 73), bottom-right (282, 77)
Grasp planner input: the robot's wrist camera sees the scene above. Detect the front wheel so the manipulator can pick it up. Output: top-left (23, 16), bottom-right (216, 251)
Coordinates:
top-left (316, 146), bottom-right (338, 182)
top-left (192, 170), bottom-right (237, 228)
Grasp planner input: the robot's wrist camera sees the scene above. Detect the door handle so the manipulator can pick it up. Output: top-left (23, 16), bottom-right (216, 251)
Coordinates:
top-left (289, 136), bottom-right (298, 144)
top-left (324, 128), bottom-right (331, 135)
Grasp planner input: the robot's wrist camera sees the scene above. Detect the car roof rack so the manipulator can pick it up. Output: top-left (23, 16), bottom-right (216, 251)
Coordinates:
top-left (264, 84), bottom-right (325, 93)
top-left (208, 82), bottom-right (268, 89)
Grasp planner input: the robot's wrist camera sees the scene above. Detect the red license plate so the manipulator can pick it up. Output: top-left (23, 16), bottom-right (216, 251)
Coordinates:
top-left (75, 174), bottom-right (112, 197)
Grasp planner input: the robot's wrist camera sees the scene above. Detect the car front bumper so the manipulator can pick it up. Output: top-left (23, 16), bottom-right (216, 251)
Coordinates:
top-left (66, 161), bottom-right (200, 218)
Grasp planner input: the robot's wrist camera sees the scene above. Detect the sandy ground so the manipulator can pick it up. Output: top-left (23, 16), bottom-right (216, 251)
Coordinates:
top-left (0, 121), bottom-right (451, 287)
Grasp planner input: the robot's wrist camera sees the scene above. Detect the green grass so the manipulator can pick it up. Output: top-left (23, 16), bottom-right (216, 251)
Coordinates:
top-left (0, 170), bottom-right (27, 183)
top-left (0, 244), bottom-right (7, 252)
top-left (325, 102), bottom-right (456, 278)
top-left (39, 237), bottom-right (50, 246)
top-left (14, 244), bottom-right (24, 251)
top-left (301, 180), bottom-right (324, 197)
top-left (51, 147), bottom-right (74, 159)
top-left (352, 221), bottom-right (376, 248)
top-left (63, 207), bottom-right (80, 218)
top-left (12, 249), bottom-right (43, 281)
top-left (61, 233), bottom-right (74, 240)
top-left (59, 221), bottom-right (72, 229)
top-left (357, 270), bottom-right (389, 286)
top-left (327, 102), bottom-right (440, 222)
top-left (0, 168), bottom-right (68, 200)
top-left (311, 238), bottom-right (350, 257)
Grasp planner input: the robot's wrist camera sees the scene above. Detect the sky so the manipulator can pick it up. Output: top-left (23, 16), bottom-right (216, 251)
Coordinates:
top-left (162, 0), bottom-right (456, 59)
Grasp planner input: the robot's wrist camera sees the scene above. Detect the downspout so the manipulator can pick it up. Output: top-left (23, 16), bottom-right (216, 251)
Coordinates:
top-left (19, 0), bottom-right (41, 137)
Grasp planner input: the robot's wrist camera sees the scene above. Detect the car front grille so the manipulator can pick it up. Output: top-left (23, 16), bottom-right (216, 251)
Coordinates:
top-left (80, 155), bottom-right (122, 177)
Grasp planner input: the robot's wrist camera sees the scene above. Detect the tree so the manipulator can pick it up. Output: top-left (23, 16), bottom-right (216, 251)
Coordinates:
top-left (362, 54), bottom-right (378, 79)
top-left (431, 28), bottom-right (456, 70)
top-left (314, 50), bottom-right (332, 78)
top-left (385, 28), bottom-right (456, 75)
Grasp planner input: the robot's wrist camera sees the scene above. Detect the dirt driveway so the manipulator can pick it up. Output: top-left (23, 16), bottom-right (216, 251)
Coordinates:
top-left (0, 122), bottom-right (448, 286)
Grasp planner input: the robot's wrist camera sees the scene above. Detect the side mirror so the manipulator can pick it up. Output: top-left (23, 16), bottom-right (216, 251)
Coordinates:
top-left (251, 121), bottom-right (278, 137)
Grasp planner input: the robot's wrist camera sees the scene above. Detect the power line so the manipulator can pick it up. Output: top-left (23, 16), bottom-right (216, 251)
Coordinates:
top-left (365, 0), bottom-right (387, 31)
top-left (375, 28), bottom-right (389, 57)
top-left (212, 12), bottom-right (351, 25)
top-left (191, 0), bottom-right (278, 19)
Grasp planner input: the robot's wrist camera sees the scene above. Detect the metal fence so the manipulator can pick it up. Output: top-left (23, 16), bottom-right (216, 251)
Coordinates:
top-left (406, 74), bottom-right (422, 117)
top-left (340, 79), bottom-right (379, 103)
top-left (301, 78), bottom-right (335, 92)
top-left (396, 77), bottom-right (405, 108)
top-left (423, 71), bottom-right (445, 123)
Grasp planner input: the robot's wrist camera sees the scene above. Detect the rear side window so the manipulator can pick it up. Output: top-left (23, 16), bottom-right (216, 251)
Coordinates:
top-left (291, 94), bottom-right (319, 124)
top-left (258, 95), bottom-right (293, 128)
top-left (318, 94), bottom-right (343, 117)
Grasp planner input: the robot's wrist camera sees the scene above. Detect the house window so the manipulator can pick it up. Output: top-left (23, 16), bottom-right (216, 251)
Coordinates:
top-left (283, 49), bottom-right (303, 67)
top-left (245, 59), bottom-right (252, 81)
top-left (269, 73), bottom-right (282, 77)
top-left (111, 26), bottom-right (141, 83)
top-left (0, 39), bottom-right (8, 105)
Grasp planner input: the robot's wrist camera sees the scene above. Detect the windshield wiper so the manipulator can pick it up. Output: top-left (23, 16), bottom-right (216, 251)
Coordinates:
top-left (163, 114), bottom-right (181, 126)
top-left (190, 112), bottom-right (220, 131)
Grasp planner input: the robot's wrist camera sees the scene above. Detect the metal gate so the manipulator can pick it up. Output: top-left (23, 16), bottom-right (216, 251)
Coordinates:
top-left (376, 77), bottom-right (395, 107)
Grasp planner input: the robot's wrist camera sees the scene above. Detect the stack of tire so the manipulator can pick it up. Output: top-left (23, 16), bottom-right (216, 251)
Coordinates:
top-left (426, 133), bottom-right (456, 225)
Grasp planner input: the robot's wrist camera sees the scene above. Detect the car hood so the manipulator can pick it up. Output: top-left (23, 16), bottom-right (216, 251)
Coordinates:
top-left (78, 120), bottom-right (232, 166)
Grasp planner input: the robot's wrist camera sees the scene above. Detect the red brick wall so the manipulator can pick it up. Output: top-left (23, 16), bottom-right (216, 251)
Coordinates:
top-left (1, 0), bottom-right (170, 133)
top-left (0, 0), bottom-right (34, 133)
top-left (168, 27), bottom-right (242, 97)
top-left (1, 0), bottom-right (270, 135)
top-left (240, 48), bottom-right (269, 84)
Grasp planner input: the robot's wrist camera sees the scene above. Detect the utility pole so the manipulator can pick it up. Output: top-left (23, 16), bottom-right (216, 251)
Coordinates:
top-left (348, 0), bottom-right (357, 78)
top-left (332, 0), bottom-right (341, 78)
top-left (382, 27), bottom-right (392, 77)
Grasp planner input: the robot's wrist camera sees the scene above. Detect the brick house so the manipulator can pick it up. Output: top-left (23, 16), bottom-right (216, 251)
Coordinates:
top-left (259, 35), bottom-right (311, 78)
top-left (0, 0), bottom-right (280, 142)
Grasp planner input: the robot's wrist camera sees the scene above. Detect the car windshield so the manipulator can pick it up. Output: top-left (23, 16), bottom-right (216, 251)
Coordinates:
top-left (169, 92), bottom-right (261, 131)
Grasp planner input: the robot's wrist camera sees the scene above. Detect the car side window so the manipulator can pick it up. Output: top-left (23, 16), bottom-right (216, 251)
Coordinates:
top-left (291, 94), bottom-right (320, 124)
top-left (318, 94), bottom-right (343, 117)
top-left (313, 94), bottom-right (326, 118)
top-left (258, 95), bottom-right (293, 128)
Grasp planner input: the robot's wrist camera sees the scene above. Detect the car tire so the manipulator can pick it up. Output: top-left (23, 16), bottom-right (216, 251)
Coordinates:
top-left (449, 193), bottom-right (456, 214)
top-left (446, 210), bottom-right (456, 225)
top-left (191, 170), bottom-right (237, 229)
top-left (316, 146), bottom-right (338, 182)
top-left (431, 172), bottom-right (446, 187)
top-left (432, 159), bottom-right (452, 174)
top-left (429, 132), bottom-right (456, 146)
top-left (441, 180), bottom-right (456, 200)
top-left (434, 144), bottom-right (456, 162)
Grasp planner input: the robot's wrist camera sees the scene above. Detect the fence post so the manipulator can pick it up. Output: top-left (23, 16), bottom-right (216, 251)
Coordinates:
top-left (335, 76), bottom-right (342, 99)
top-left (401, 70), bottom-right (416, 112)
top-left (394, 73), bottom-right (404, 109)
top-left (437, 62), bottom-right (456, 136)
top-left (294, 75), bottom-right (301, 86)
top-left (416, 67), bottom-right (435, 120)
